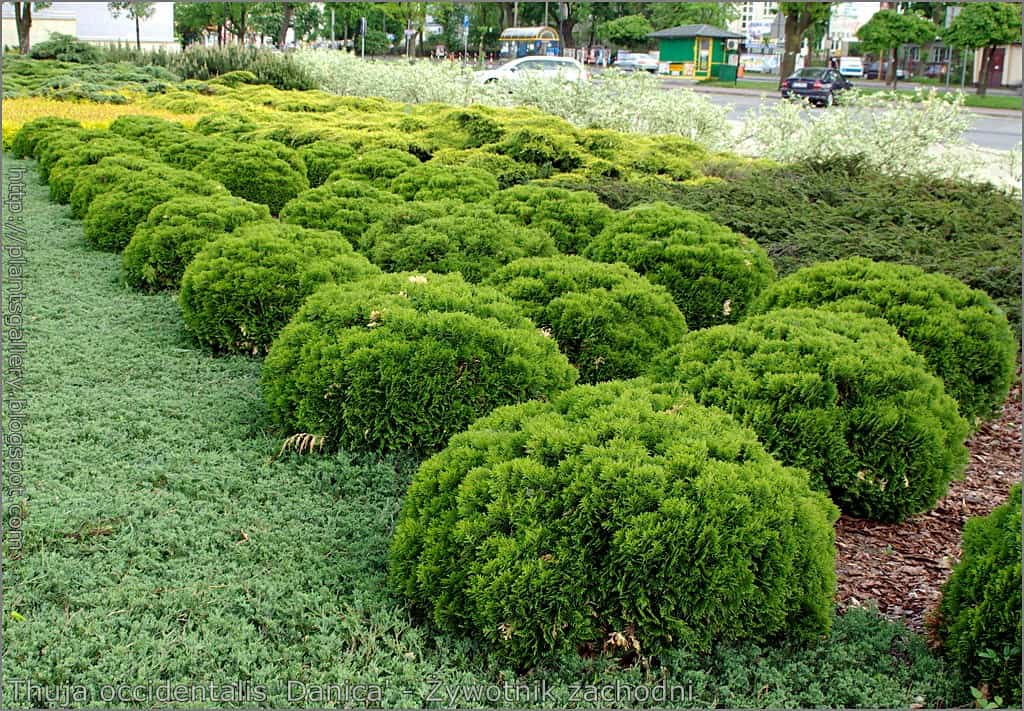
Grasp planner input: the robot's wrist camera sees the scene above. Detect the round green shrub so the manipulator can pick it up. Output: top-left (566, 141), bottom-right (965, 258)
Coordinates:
top-left (650, 308), bottom-right (969, 522)
top-left (365, 205), bottom-right (558, 283)
top-left (10, 117), bottom-right (81, 159)
top-left (447, 108), bottom-right (505, 147)
top-left (83, 171), bottom-right (227, 252)
top-left (583, 202), bottom-right (776, 329)
top-left (493, 127), bottom-right (584, 172)
top-left (262, 271), bottom-right (578, 455)
top-left (297, 140), bottom-right (358, 187)
top-left (108, 115), bottom-right (189, 146)
top-left (429, 149), bottom-right (537, 189)
top-left (389, 379), bottom-right (838, 666)
top-left (389, 163), bottom-right (499, 203)
top-left (355, 199), bottom-right (461, 252)
top-left (194, 111), bottom-right (260, 137)
top-left (36, 128), bottom-right (108, 182)
top-left (488, 256), bottom-right (687, 383)
top-left (69, 155), bottom-right (164, 219)
top-left (751, 258), bottom-right (1016, 424)
top-left (934, 484), bottom-right (1022, 706)
top-left (47, 136), bottom-right (151, 204)
top-left (196, 144), bottom-right (309, 214)
top-left (155, 134), bottom-right (235, 170)
top-left (248, 138), bottom-right (307, 179)
top-left (122, 195), bottom-right (272, 291)
top-left (490, 184), bottom-right (615, 254)
top-left (180, 223), bottom-right (379, 354)
top-left (279, 178), bottom-right (402, 241)
top-left (327, 148), bottom-right (420, 187)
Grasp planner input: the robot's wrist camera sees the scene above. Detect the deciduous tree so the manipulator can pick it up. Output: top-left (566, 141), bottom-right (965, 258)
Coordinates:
top-left (7, 1), bottom-right (52, 54)
top-left (776, 2), bottom-right (833, 87)
top-left (857, 9), bottom-right (937, 88)
top-left (108, 1), bottom-right (156, 49)
top-left (943, 2), bottom-right (1022, 96)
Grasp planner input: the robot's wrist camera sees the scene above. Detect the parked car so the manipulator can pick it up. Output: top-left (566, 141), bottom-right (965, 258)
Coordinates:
top-left (838, 56), bottom-right (864, 78)
top-left (474, 56), bottom-right (588, 84)
top-left (780, 67), bottom-right (853, 106)
top-left (613, 52), bottom-right (659, 73)
top-left (863, 62), bottom-right (910, 80)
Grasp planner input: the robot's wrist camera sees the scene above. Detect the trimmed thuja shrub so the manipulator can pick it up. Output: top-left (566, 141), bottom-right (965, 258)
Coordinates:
top-left (933, 485), bottom-right (1022, 706)
top-left (196, 144), bottom-right (309, 214)
top-left (180, 223), bottom-right (379, 354)
top-left (651, 308), bottom-right (969, 522)
top-left (107, 115), bottom-right (189, 146)
top-left (70, 156), bottom-right (165, 219)
top-left (327, 148), bottom-right (420, 187)
top-left (389, 163), bottom-right (498, 203)
top-left (584, 202), bottom-right (775, 330)
top-left (389, 380), bottom-right (838, 667)
top-left (355, 199), bottom-right (460, 252)
top-left (122, 195), bottom-right (272, 291)
top-left (492, 127), bottom-right (584, 172)
top-left (36, 129), bottom-right (108, 183)
top-left (490, 184), bottom-right (614, 254)
top-left (262, 272), bottom-right (578, 455)
top-left (47, 136), bottom-right (152, 204)
top-left (10, 117), bottom-right (81, 159)
top-left (752, 258), bottom-right (1016, 424)
top-left (83, 172), bottom-right (227, 252)
top-left (487, 256), bottom-right (687, 383)
top-left (297, 140), bottom-right (357, 187)
top-left (364, 205), bottom-right (558, 283)
top-left (279, 179), bottom-right (402, 241)
top-left (429, 149), bottom-right (537, 189)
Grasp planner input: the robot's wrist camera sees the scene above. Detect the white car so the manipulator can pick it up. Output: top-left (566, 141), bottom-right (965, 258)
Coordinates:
top-left (613, 52), bottom-right (659, 73)
top-left (475, 56), bottom-right (588, 84)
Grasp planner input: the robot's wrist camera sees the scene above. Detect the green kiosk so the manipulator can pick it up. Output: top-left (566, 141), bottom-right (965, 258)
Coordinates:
top-left (648, 24), bottom-right (744, 80)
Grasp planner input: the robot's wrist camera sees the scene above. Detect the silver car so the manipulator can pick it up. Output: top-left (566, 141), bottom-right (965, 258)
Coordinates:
top-left (475, 56), bottom-right (589, 84)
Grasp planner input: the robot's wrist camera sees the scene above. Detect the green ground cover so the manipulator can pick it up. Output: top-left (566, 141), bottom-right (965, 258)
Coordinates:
top-left (1, 156), bottom-right (967, 708)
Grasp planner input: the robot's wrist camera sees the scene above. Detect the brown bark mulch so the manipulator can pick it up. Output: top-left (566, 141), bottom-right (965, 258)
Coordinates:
top-left (834, 382), bottom-right (1022, 633)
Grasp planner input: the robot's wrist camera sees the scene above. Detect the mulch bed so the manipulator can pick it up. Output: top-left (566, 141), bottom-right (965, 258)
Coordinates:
top-left (834, 382), bottom-right (1022, 633)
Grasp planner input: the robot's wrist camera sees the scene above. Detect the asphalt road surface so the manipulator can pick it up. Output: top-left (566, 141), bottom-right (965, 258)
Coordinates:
top-left (683, 86), bottom-right (1022, 151)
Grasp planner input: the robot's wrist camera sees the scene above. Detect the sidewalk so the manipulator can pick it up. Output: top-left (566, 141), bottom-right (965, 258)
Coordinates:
top-left (671, 80), bottom-right (1022, 117)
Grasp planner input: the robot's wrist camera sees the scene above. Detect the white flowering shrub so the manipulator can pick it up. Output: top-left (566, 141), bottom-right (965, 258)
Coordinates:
top-left (294, 50), bottom-right (732, 149)
top-left (735, 89), bottom-right (973, 180)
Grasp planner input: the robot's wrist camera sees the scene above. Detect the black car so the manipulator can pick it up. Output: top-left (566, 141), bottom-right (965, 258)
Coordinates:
top-left (863, 61), bottom-right (910, 80)
top-left (780, 67), bottom-right (852, 106)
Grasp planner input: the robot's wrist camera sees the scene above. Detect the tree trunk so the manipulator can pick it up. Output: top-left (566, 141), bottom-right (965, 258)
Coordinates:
top-left (976, 45), bottom-right (991, 97)
top-left (278, 3), bottom-right (294, 49)
top-left (778, 14), bottom-right (803, 88)
top-left (558, 3), bottom-right (575, 48)
top-left (217, 22), bottom-right (224, 47)
top-left (235, 7), bottom-right (248, 44)
top-left (14, 2), bottom-right (32, 55)
top-left (135, 15), bottom-right (141, 49)
top-left (887, 46), bottom-right (897, 88)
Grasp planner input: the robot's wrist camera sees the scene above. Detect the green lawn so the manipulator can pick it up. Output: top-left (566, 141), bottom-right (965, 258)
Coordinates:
top-left (1, 156), bottom-right (967, 708)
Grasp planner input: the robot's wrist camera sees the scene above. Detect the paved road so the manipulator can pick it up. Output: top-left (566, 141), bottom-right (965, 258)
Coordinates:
top-left (679, 86), bottom-right (1022, 151)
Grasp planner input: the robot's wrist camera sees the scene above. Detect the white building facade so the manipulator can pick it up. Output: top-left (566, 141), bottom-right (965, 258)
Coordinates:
top-left (2, 1), bottom-right (177, 50)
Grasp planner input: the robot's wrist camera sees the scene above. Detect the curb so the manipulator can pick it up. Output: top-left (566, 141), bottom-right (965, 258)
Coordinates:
top-left (669, 83), bottom-right (1023, 117)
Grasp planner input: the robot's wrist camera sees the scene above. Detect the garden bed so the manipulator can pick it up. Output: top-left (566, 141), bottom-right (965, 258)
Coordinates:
top-left (1, 156), bottom-right (974, 709)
